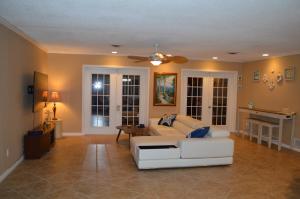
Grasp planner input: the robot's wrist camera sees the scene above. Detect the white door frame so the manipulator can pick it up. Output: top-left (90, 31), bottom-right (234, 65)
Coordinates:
top-left (180, 69), bottom-right (238, 132)
top-left (82, 65), bottom-right (150, 134)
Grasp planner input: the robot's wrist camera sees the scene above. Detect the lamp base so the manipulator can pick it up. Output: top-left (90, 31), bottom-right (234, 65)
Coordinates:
top-left (52, 117), bottom-right (58, 120)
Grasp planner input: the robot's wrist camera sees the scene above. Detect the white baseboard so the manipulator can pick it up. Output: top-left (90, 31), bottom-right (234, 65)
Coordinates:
top-left (0, 156), bottom-right (24, 183)
top-left (62, 132), bottom-right (85, 136)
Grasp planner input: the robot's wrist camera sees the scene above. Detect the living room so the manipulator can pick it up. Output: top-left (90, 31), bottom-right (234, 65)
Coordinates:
top-left (1, 0), bottom-right (300, 198)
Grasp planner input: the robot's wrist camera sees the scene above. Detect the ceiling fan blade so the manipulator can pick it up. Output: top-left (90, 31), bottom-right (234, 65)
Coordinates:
top-left (128, 56), bottom-right (149, 62)
top-left (161, 59), bottom-right (171, 64)
top-left (169, 56), bottom-right (188, 64)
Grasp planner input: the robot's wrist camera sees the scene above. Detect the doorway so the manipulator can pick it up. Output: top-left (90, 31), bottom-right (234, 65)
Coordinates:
top-left (82, 65), bottom-right (149, 134)
top-left (181, 69), bottom-right (238, 131)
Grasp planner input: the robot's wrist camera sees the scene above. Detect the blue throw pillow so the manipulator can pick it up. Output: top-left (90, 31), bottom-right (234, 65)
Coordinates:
top-left (186, 126), bottom-right (210, 138)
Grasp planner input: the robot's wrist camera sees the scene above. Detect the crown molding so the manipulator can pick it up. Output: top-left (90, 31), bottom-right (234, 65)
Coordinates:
top-left (0, 16), bottom-right (47, 52)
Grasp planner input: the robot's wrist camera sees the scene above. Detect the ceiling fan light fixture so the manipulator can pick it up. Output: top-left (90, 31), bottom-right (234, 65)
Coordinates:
top-left (150, 60), bottom-right (162, 66)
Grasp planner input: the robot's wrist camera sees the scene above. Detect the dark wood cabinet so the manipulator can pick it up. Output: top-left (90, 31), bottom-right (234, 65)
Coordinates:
top-left (24, 124), bottom-right (55, 159)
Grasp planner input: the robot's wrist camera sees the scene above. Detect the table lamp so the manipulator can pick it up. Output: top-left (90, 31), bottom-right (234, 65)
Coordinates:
top-left (42, 90), bottom-right (48, 107)
top-left (51, 91), bottom-right (60, 120)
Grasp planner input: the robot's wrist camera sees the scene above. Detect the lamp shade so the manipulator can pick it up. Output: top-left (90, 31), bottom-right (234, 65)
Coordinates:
top-left (42, 90), bottom-right (48, 101)
top-left (51, 91), bottom-right (60, 102)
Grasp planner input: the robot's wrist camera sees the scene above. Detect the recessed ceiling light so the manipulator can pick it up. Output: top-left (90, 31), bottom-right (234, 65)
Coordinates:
top-left (112, 51), bottom-right (118, 54)
top-left (212, 56), bottom-right (218, 60)
top-left (262, 53), bottom-right (269, 57)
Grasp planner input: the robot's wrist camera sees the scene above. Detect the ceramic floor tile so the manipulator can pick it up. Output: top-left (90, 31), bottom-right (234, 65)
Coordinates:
top-left (1, 134), bottom-right (300, 199)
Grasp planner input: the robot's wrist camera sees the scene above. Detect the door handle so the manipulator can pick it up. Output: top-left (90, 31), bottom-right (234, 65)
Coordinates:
top-left (208, 106), bottom-right (212, 109)
top-left (116, 105), bottom-right (121, 111)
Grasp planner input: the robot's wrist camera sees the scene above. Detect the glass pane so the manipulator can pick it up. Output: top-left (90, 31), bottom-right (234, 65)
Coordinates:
top-left (98, 96), bottom-right (103, 106)
top-left (224, 79), bottom-right (228, 87)
top-left (187, 97), bottom-right (191, 106)
top-left (192, 78), bottom-right (197, 86)
top-left (134, 76), bottom-right (140, 85)
top-left (134, 86), bottom-right (139, 95)
top-left (104, 106), bottom-right (109, 116)
top-left (193, 88), bottom-right (197, 96)
top-left (91, 106), bottom-right (97, 115)
top-left (92, 96), bottom-right (97, 105)
top-left (188, 77), bottom-right (193, 86)
top-left (104, 75), bottom-right (110, 84)
top-left (122, 96), bottom-right (127, 105)
top-left (198, 78), bottom-right (203, 87)
top-left (98, 106), bottom-right (103, 115)
top-left (128, 96), bottom-right (133, 105)
top-left (104, 96), bottom-right (109, 105)
top-left (187, 87), bottom-right (192, 96)
top-left (186, 107), bottom-right (191, 115)
top-left (104, 85), bottom-right (110, 95)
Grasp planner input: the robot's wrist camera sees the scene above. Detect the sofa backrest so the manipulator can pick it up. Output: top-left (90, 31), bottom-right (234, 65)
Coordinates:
top-left (172, 121), bottom-right (194, 136)
top-left (176, 115), bottom-right (205, 129)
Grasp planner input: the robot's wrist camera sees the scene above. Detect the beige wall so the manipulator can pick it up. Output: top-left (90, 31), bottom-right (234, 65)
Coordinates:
top-left (47, 53), bottom-right (242, 133)
top-left (0, 24), bottom-right (48, 176)
top-left (239, 54), bottom-right (300, 143)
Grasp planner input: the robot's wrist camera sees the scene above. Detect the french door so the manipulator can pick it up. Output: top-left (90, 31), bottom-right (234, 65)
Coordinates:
top-left (181, 70), bottom-right (238, 131)
top-left (82, 66), bottom-right (149, 134)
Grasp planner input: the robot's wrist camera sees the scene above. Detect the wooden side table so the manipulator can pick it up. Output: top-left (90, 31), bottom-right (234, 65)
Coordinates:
top-left (116, 125), bottom-right (149, 143)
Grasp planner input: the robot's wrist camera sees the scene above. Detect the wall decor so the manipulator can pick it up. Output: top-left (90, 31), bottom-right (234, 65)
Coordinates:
top-left (253, 70), bottom-right (260, 81)
top-left (276, 74), bottom-right (283, 83)
top-left (154, 73), bottom-right (177, 106)
top-left (263, 74), bottom-right (268, 83)
top-left (284, 67), bottom-right (295, 80)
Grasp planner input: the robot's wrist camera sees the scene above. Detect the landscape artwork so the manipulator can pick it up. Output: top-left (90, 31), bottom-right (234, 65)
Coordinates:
top-left (154, 73), bottom-right (177, 106)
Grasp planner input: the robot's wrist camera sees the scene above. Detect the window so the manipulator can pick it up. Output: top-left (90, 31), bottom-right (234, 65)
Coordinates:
top-left (212, 78), bottom-right (228, 125)
top-left (91, 74), bottom-right (110, 127)
top-left (122, 75), bottom-right (140, 126)
top-left (186, 77), bottom-right (203, 120)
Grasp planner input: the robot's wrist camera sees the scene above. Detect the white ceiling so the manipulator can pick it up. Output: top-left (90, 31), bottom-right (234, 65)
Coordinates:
top-left (1, 0), bottom-right (300, 62)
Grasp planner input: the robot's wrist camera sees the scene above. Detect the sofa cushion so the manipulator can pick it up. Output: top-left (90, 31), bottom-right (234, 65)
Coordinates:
top-left (186, 127), bottom-right (210, 138)
top-left (179, 138), bottom-right (234, 159)
top-left (176, 115), bottom-right (205, 129)
top-left (172, 121), bottom-right (194, 136)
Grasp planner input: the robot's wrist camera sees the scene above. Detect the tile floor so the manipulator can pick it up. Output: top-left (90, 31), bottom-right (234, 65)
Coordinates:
top-left (1, 134), bottom-right (300, 199)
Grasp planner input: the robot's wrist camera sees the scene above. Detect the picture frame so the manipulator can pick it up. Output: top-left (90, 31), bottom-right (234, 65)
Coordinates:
top-left (284, 67), bottom-right (295, 80)
top-left (153, 73), bottom-right (177, 106)
top-left (253, 70), bottom-right (260, 81)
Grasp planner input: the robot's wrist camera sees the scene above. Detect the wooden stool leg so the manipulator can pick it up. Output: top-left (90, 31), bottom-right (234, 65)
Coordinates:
top-left (258, 125), bottom-right (262, 144)
top-left (268, 127), bottom-right (272, 148)
top-left (249, 122), bottom-right (253, 141)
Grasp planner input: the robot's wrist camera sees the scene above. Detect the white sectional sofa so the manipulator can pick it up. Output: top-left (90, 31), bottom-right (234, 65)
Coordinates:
top-left (130, 115), bottom-right (234, 169)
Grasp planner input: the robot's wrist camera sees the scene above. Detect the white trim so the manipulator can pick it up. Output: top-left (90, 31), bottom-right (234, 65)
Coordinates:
top-left (62, 132), bottom-right (85, 136)
top-left (0, 156), bottom-right (24, 183)
top-left (180, 69), bottom-right (238, 132)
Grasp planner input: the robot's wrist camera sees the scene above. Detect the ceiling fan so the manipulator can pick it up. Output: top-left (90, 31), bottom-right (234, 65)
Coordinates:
top-left (128, 44), bottom-right (188, 66)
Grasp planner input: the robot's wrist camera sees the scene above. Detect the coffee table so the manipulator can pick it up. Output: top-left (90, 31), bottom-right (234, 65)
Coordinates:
top-left (116, 125), bottom-right (149, 143)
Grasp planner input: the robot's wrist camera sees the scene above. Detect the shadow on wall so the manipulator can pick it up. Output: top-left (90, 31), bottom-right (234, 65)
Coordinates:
top-left (287, 170), bottom-right (300, 198)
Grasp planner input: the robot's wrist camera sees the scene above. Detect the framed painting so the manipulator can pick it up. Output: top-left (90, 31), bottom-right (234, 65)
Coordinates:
top-left (284, 67), bottom-right (295, 80)
top-left (154, 73), bottom-right (177, 106)
top-left (253, 70), bottom-right (260, 81)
